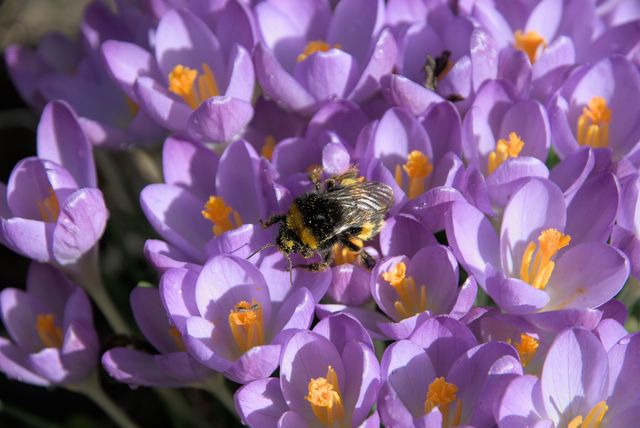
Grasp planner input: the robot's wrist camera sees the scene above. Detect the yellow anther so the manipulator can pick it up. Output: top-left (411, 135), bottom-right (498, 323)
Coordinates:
top-left (168, 326), bottom-right (186, 352)
top-left (424, 377), bottom-right (462, 427)
top-left (382, 262), bottom-right (428, 320)
top-left (514, 333), bottom-right (539, 367)
top-left (519, 228), bottom-right (571, 290)
top-left (228, 300), bottom-right (264, 354)
top-left (261, 135), bottom-right (277, 160)
top-left (487, 132), bottom-right (525, 174)
top-left (297, 40), bottom-right (342, 63)
top-left (125, 96), bottom-right (139, 116)
top-left (514, 30), bottom-right (547, 63)
top-left (394, 150), bottom-right (433, 200)
top-left (37, 187), bottom-right (60, 223)
top-left (201, 196), bottom-right (243, 236)
top-left (168, 63), bottom-right (219, 109)
top-left (568, 401), bottom-right (608, 428)
top-left (306, 366), bottom-right (345, 427)
top-left (36, 314), bottom-right (63, 349)
top-left (577, 96), bottom-right (611, 148)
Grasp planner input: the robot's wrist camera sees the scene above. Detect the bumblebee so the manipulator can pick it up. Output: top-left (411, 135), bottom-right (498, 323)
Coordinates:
top-left (256, 166), bottom-right (394, 272)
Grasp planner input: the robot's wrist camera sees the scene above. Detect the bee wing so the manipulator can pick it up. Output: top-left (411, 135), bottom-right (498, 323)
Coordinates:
top-left (331, 182), bottom-right (394, 213)
top-left (324, 182), bottom-right (394, 236)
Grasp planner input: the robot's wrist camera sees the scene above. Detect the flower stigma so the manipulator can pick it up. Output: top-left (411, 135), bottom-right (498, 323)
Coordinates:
top-left (424, 377), bottom-right (462, 428)
top-left (36, 314), bottom-right (63, 349)
top-left (382, 262), bottom-right (428, 319)
top-left (168, 325), bottom-right (186, 352)
top-left (514, 30), bottom-right (547, 63)
top-left (305, 365), bottom-right (345, 427)
top-left (261, 135), bottom-right (277, 160)
top-left (37, 187), bottom-right (60, 223)
top-left (394, 150), bottom-right (433, 199)
top-left (487, 132), bottom-right (525, 174)
top-left (514, 333), bottom-right (539, 367)
top-left (297, 40), bottom-right (342, 63)
top-left (577, 97), bottom-right (611, 148)
top-left (228, 300), bottom-right (264, 354)
top-left (201, 196), bottom-right (243, 236)
top-left (567, 401), bottom-right (608, 428)
top-left (519, 228), bottom-right (571, 290)
top-left (168, 63), bottom-right (219, 109)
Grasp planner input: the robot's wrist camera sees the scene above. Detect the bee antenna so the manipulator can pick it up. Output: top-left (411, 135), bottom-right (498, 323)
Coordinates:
top-left (246, 242), bottom-right (275, 260)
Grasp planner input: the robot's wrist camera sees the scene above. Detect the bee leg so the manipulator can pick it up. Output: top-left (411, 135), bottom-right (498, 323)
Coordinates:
top-left (260, 214), bottom-right (286, 228)
top-left (359, 249), bottom-right (376, 270)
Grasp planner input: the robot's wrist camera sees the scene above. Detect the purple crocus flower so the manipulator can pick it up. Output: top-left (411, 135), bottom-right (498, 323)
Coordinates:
top-left (369, 244), bottom-right (477, 339)
top-left (142, 137), bottom-right (287, 270)
top-left (0, 101), bottom-right (108, 267)
top-left (4, 32), bottom-right (82, 110)
top-left (5, 2), bottom-right (164, 148)
top-left (102, 286), bottom-right (210, 387)
top-left (235, 313), bottom-right (380, 427)
top-left (446, 177), bottom-right (628, 315)
top-left (462, 79), bottom-right (550, 207)
top-left (378, 316), bottom-right (522, 428)
top-left (549, 55), bottom-right (640, 161)
top-left (470, 0), bottom-right (613, 63)
top-left (611, 172), bottom-right (640, 280)
top-left (360, 106), bottom-right (458, 207)
top-left (102, 7), bottom-right (255, 143)
top-left (243, 96), bottom-right (308, 160)
top-left (159, 254), bottom-right (315, 384)
top-left (382, 0), bottom-right (481, 115)
top-left (471, 306), bottom-right (611, 377)
top-left (0, 262), bottom-right (98, 386)
top-left (252, 0), bottom-right (397, 116)
top-left (497, 327), bottom-right (640, 427)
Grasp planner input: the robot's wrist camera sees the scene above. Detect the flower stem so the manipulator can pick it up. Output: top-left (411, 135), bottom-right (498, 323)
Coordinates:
top-left (0, 400), bottom-right (61, 428)
top-left (67, 373), bottom-right (139, 428)
top-left (70, 249), bottom-right (131, 334)
top-left (154, 388), bottom-right (209, 428)
top-left (198, 374), bottom-right (237, 417)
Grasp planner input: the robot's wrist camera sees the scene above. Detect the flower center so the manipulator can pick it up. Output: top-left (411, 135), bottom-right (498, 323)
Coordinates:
top-left (168, 63), bottom-right (219, 109)
top-left (201, 196), bottom-right (243, 236)
top-left (306, 366), bottom-right (345, 428)
top-left (424, 377), bottom-right (462, 427)
top-left (514, 30), bottom-right (547, 63)
top-left (394, 150), bottom-right (433, 200)
top-left (519, 228), bottom-right (571, 290)
top-left (487, 132), bottom-right (525, 174)
top-left (514, 333), bottom-right (539, 367)
top-left (168, 325), bottom-right (186, 352)
top-left (36, 314), bottom-right (63, 349)
top-left (577, 96), bottom-right (611, 148)
top-left (37, 187), bottom-right (60, 223)
top-left (228, 300), bottom-right (264, 354)
top-left (297, 40), bottom-right (342, 63)
top-left (567, 401), bottom-right (608, 428)
top-left (382, 262), bottom-right (428, 320)
top-left (332, 238), bottom-right (363, 265)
